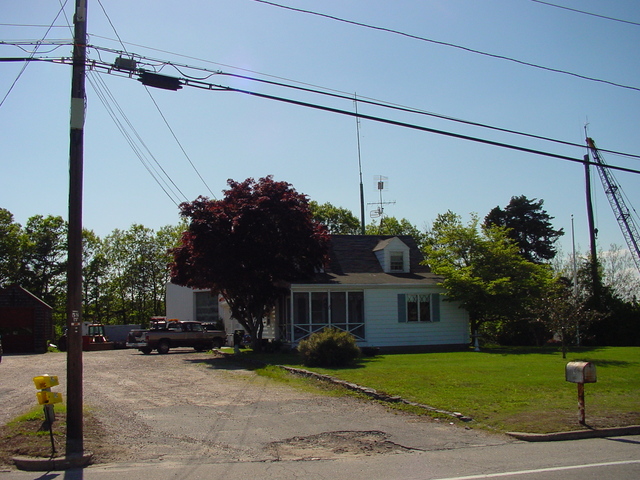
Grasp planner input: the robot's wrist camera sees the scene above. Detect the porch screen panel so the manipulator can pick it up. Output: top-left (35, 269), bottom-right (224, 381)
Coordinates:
top-left (293, 293), bottom-right (309, 324)
top-left (311, 292), bottom-right (328, 325)
top-left (331, 292), bottom-right (347, 330)
top-left (293, 292), bottom-right (310, 341)
top-left (348, 291), bottom-right (365, 339)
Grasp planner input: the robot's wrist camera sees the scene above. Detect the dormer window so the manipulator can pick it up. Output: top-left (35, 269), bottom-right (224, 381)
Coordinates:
top-left (390, 251), bottom-right (405, 272)
top-left (373, 237), bottom-right (410, 273)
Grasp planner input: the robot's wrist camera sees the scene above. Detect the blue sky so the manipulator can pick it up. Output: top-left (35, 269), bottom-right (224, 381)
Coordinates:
top-left (2, 0), bottom-right (640, 260)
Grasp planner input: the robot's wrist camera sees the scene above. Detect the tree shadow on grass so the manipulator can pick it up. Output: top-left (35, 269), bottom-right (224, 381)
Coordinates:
top-left (571, 358), bottom-right (638, 367)
top-left (480, 346), bottom-right (609, 356)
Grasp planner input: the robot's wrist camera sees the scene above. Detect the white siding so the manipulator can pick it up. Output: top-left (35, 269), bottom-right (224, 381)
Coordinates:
top-left (363, 287), bottom-right (469, 347)
top-left (165, 282), bottom-right (196, 320)
top-left (289, 284), bottom-right (470, 348)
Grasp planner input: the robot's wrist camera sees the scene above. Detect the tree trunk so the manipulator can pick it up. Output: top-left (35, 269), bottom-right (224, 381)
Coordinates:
top-left (470, 313), bottom-right (481, 351)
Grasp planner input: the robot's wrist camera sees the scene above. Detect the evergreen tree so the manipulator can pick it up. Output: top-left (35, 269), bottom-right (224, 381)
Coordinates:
top-left (484, 195), bottom-right (564, 263)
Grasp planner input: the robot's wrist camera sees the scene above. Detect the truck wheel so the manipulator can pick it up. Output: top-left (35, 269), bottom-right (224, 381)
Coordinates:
top-left (140, 347), bottom-right (152, 355)
top-left (212, 338), bottom-right (224, 349)
top-left (157, 341), bottom-right (170, 355)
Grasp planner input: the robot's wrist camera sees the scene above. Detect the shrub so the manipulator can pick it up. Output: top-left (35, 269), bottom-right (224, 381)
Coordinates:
top-left (297, 327), bottom-right (361, 367)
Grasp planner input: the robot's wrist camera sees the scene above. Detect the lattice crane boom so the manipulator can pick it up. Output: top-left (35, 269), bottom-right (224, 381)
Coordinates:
top-left (586, 137), bottom-right (640, 274)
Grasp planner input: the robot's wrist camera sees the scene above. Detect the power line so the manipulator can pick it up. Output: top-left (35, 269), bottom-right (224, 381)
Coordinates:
top-left (250, 0), bottom-right (640, 93)
top-left (215, 70), bottom-right (640, 162)
top-left (0, 23), bottom-right (70, 28)
top-left (7, 44), bottom-right (640, 165)
top-left (531, 0), bottom-right (640, 27)
top-left (79, 42), bottom-right (640, 162)
top-left (76, 39), bottom-right (640, 161)
top-left (87, 71), bottom-right (188, 206)
top-left (0, 1), bottom-right (69, 108)
top-left (95, 0), bottom-right (128, 54)
top-left (167, 72), bottom-right (640, 176)
top-left (143, 86), bottom-right (217, 198)
top-left (79, 0), bottom-right (215, 201)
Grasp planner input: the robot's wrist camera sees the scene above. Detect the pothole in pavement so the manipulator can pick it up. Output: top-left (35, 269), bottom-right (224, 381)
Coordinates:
top-left (267, 430), bottom-right (418, 461)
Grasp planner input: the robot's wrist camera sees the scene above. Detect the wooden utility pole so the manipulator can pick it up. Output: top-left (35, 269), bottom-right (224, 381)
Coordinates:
top-left (66, 0), bottom-right (87, 455)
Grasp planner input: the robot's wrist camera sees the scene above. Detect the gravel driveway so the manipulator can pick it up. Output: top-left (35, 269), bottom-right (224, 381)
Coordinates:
top-left (0, 349), bottom-right (510, 465)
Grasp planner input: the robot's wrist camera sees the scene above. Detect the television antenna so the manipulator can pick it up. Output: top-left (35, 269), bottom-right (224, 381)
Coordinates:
top-left (367, 175), bottom-right (395, 219)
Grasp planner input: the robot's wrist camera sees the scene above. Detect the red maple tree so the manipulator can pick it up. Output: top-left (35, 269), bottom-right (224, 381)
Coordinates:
top-left (170, 176), bottom-right (330, 351)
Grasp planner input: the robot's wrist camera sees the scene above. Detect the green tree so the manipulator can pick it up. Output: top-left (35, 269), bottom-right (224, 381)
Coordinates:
top-left (309, 201), bottom-right (361, 234)
top-left (527, 278), bottom-right (602, 357)
top-left (484, 195), bottom-right (564, 263)
top-left (170, 177), bottom-right (330, 351)
top-left (20, 214), bottom-right (68, 322)
top-left (82, 229), bottom-right (112, 324)
top-left (102, 224), bottom-right (177, 324)
top-left (366, 216), bottom-right (425, 245)
top-left (0, 208), bottom-right (24, 286)
top-left (423, 211), bottom-right (554, 346)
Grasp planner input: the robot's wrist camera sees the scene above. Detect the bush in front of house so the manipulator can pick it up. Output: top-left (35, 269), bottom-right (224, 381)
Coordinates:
top-left (298, 327), bottom-right (361, 367)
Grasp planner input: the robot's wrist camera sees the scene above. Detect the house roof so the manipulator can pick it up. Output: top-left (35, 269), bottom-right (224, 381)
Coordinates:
top-left (293, 235), bottom-right (444, 286)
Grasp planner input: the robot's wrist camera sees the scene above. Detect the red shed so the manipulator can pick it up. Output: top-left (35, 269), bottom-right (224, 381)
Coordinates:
top-left (0, 285), bottom-right (53, 353)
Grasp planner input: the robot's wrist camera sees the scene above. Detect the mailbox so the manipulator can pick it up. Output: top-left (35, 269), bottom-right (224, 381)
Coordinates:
top-left (33, 374), bottom-right (63, 405)
top-left (565, 361), bottom-right (597, 384)
top-left (33, 375), bottom-right (59, 390)
top-left (36, 390), bottom-right (63, 405)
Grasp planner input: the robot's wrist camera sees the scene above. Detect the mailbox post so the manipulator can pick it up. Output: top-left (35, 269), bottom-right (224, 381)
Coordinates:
top-left (33, 375), bottom-right (63, 454)
top-left (565, 362), bottom-right (596, 425)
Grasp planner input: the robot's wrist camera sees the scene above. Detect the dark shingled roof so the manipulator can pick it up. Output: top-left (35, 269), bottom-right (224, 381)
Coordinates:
top-left (294, 235), bottom-right (444, 286)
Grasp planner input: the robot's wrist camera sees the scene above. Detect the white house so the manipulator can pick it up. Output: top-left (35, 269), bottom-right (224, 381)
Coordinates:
top-left (278, 235), bottom-right (469, 351)
top-left (166, 235), bottom-right (469, 351)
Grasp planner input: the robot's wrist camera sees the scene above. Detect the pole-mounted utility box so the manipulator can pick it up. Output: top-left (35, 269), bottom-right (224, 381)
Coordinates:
top-left (565, 361), bottom-right (597, 384)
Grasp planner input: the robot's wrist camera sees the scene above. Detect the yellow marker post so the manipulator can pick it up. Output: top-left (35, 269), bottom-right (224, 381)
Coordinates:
top-left (33, 374), bottom-right (63, 455)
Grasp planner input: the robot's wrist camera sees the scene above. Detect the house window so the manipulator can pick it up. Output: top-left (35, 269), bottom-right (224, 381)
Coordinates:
top-left (390, 251), bottom-right (404, 272)
top-left (195, 291), bottom-right (220, 323)
top-left (290, 290), bottom-right (365, 341)
top-left (398, 293), bottom-right (440, 323)
top-left (407, 294), bottom-right (430, 322)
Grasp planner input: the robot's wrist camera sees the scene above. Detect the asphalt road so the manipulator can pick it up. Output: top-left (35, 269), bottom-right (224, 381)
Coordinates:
top-left (1, 349), bottom-right (638, 479)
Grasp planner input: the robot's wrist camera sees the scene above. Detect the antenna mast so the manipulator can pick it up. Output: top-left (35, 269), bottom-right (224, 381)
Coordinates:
top-left (354, 94), bottom-right (365, 235)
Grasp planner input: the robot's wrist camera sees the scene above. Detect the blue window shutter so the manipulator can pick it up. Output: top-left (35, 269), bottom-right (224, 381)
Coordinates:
top-left (431, 293), bottom-right (441, 322)
top-left (397, 294), bottom-right (406, 322)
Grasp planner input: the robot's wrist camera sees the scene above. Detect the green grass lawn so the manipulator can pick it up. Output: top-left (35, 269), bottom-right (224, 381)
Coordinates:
top-left (248, 346), bottom-right (640, 434)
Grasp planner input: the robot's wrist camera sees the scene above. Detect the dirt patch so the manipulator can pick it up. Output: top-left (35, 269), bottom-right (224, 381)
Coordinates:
top-left (268, 430), bottom-right (416, 461)
top-left (0, 410), bottom-right (129, 467)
